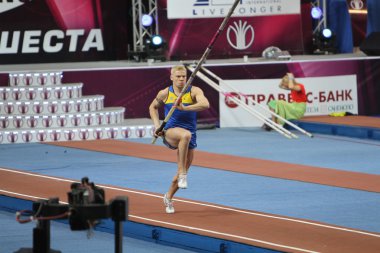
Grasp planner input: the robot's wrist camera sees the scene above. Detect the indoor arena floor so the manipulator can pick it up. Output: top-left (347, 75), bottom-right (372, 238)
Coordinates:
top-left (1, 124), bottom-right (380, 253)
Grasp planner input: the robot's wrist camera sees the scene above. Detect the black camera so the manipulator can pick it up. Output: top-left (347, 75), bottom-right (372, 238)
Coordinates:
top-left (15, 177), bottom-right (128, 253)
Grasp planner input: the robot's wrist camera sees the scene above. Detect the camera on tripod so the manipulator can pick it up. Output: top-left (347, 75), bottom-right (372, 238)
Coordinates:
top-left (15, 177), bottom-right (129, 253)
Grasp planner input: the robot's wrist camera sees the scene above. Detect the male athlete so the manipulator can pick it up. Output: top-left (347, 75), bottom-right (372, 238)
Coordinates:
top-left (149, 65), bottom-right (210, 214)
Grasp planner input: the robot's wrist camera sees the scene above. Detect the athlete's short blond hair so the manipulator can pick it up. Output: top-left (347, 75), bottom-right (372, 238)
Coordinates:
top-left (171, 65), bottom-right (186, 75)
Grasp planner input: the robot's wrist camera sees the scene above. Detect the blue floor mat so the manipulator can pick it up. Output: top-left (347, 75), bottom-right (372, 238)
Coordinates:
top-left (1, 127), bottom-right (380, 234)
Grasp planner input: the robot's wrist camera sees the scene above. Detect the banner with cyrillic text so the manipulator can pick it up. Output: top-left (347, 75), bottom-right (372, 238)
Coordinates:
top-left (0, 0), bottom-right (128, 64)
top-left (220, 75), bottom-right (358, 127)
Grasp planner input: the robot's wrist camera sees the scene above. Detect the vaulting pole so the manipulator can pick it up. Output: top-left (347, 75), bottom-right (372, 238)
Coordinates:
top-left (152, 0), bottom-right (241, 144)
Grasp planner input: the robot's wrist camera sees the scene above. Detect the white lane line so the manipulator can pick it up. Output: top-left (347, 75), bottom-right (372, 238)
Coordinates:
top-left (0, 188), bottom-right (319, 253)
top-left (129, 214), bottom-right (319, 253)
top-left (1, 167), bottom-right (380, 239)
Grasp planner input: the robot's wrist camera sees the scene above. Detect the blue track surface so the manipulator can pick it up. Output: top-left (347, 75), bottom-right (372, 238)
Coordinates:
top-left (1, 127), bottom-right (380, 252)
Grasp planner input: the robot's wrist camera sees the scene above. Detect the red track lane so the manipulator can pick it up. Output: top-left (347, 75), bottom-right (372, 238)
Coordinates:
top-left (48, 140), bottom-right (380, 193)
top-left (1, 168), bottom-right (380, 253)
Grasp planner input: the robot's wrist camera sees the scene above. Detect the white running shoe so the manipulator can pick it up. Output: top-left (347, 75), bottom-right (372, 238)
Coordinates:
top-left (163, 193), bottom-right (175, 214)
top-left (178, 174), bottom-right (187, 189)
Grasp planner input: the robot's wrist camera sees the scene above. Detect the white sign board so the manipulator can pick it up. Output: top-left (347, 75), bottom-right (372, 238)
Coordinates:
top-left (167, 0), bottom-right (300, 19)
top-left (220, 75), bottom-right (358, 128)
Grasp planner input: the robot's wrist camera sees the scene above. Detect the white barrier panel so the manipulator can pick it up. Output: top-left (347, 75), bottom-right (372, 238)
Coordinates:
top-left (220, 75), bottom-right (358, 127)
top-left (0, 109), bottom-right (125, 130)
top-left (0, 96), bottom-right (104, 115)
top-left (8, 72), bottom-right (63, 86)
top-left (0, 84), bottom-right (83, 101)
top-left (0, 125), bottom-right (154, 144)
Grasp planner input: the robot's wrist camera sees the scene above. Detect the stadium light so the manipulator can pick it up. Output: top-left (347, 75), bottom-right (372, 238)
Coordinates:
top-left (141, 14), bottom-right (153, 27)
top-left (311, 6), bottom-right (323, 19)
top-left (145, 35), bottom-right (167, 62)
top-left (313, 28), bottom-right (336, 54)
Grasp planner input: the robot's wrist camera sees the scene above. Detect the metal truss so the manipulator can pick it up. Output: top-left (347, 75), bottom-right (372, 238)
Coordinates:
top-left (311, 0), bottom-right (327, 35)
top-left (131, 0), bottom-right (159, 52)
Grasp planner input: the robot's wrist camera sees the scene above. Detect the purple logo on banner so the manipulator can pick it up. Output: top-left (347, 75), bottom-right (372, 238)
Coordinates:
top-left (85, 115), bottom-right (93, 126)
top-left (12, 90), bottom-right (22, 100)
top-left (18, 102), bottom-right (29, 114)
top-left (33, 104), bottom-right (43, 114)
top-left (75, 102), bottom-right (82, 112)
top-left (50, 73), bottom-right (61, 85)
top-left (57, 116), bottom-right (67, 127)
top-left (62, 103), bottom-right (71, 113)
top-left (50, 131), bottom-right (61, 141)
top-left (22, 132), bottom-right (33, 143)
top-left (55, 89), bottom-right (63, 99)
top-left (8, 132), bottom-right (18, 143)
top-left (41, 89), bottom-right (51, 100)
top-left (37, 131), bottom-right (47, 142)
top-left (136, 127), bottom-right (146, 138)
top-left (96, 114), bottom-right (103, 125)
top-left (27, 117), bottom-right (38, 128)
top-left (42, 117), bottom-right (52, 127)
top-left (26, 90), bottom-right (36, 100)
top-left (122, 127), bottom-right (131, 138)
top-left (79, 129), bottom-right (89, 140)
top-left (23, 75), bottom-right (33, 86)
top-left (65, 131), bottom-right (75, 141)
top-left (1, 89), bottom-right (9, 100)
top-left (107, 128), bottom-right (118, 139)
top-left (37, 74), bottom-right (47, 85)
top-left (5, 104), bottom-right (14, 114)
top-left (67, 88), bottom-right (74, 98)
top-left (48, 103), bottom-right (58, 113)
top-left (0, 117), bottom-right (9, 128)
top-left (10, 75), bottom-right (20, 86)
top-left (71, 116), bottom-right (81, 126)
top-left (94, 129), bottom-right (103, 139)
top-left (13, 117), bottom-right (23, 128)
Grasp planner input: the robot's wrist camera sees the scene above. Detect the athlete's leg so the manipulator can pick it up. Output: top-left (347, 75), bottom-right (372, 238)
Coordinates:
top-left (164, 127), bottom-right (191, 174)
top-left (166, 148), bottom-right (194, 199)
top-left (164, 127), bottom-right (191, 196)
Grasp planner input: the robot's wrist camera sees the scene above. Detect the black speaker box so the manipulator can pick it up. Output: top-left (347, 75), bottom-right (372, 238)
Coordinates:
top-left (360, 32), bottom-right (380, 56)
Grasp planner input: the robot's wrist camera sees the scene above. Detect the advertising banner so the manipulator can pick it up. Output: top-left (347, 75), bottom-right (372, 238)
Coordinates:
top-left (220, 75), bottom-right (358, 127)
top-left (167, 0), bottom-right (300, 19)
top-left (158, 0), bottom-right (309, 60)
top-left (0, 0), bottom-right (128, 64)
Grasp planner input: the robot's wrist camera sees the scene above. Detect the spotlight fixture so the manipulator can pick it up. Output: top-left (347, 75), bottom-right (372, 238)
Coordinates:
top-left (151, 35), bottom-right (163, 47)
top-left (313, 28), bottom-right (336, 55)
top-left (322, 28), bottom-right (332, 39)
top-left (311, 6), bottom-right (322, 19)
top-left (141, 14), bottom-right (153, 27)
top-left (145, 35), bottom-right (167, 62)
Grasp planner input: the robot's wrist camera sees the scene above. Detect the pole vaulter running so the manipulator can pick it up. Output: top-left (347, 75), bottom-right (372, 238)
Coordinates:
top-left (151, 0), bottom-right (241, 144)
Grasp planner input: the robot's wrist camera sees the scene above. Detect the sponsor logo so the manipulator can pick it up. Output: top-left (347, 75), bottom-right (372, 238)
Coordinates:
top-left (169, 0), bottom-right (299, 19)
top-left (194, 0), bottom-right (243, 7)
top-left (190, 0), bottom-right (286, 18)
top-left (350, 0), bottom-right (364, 10)
top-left (0, 0), bottom-right (27, 14)
top-left (227, 20), bottom-right (254, 50)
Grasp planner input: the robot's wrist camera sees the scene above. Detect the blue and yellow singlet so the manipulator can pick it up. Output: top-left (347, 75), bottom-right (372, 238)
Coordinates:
top-left (164, 85), bottom-right (197, 149)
